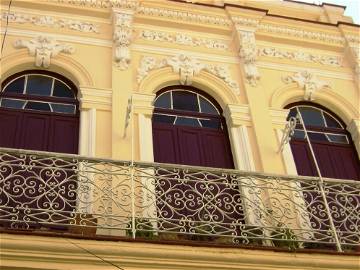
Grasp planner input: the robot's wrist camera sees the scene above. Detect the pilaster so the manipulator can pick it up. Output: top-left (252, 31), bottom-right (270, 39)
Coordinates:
top-left (347, 119), bottom-right (360, 158)
top-left (270, 108), bottom-right (298, 175)
top-left (111, 4), bottom-right (137, 160)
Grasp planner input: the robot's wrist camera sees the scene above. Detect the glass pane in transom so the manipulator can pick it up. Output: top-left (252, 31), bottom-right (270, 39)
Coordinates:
top-left (25, 101), bottom-right (51, 111)
top-left (53, 80), bottom-right (74, 98)
top-left (199, 96), bottom-right (218, 115)
top-left (154, 92), bottom-right (171, 109)
top-left (324, 113), bottom-right (342, 129)
top-left (0, 98), bottom-right (25, 109)
top-left (299, 107), bottom-right (325, 127)
top-left (172, 91), bottom-right (199, 112)
top-left (26, 75), bottom-right (52, 96)
top-left (4, 77), bottom-right (25, 94)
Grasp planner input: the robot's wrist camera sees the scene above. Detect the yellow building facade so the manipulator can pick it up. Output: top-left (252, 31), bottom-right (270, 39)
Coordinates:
top-left (0, 0), bottom-right (359, 269)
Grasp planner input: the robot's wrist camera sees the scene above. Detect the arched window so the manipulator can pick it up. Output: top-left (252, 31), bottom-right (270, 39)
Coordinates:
top-left (0, 71), bottom-right (80, 230)
top-left (152, 86), bottom-right (234, 168)
top-left (0, 70), bottom-right (79, 154)
top-left (286, 103), bottom-right (360, 180)
top-left (152, 86), bottom-right (241, 236)
top-left (1, 71), bottom-right (78, 115)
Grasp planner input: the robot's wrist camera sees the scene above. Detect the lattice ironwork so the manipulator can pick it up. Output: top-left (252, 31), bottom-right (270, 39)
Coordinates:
top-left (0, 148), bottom-right (358, 252)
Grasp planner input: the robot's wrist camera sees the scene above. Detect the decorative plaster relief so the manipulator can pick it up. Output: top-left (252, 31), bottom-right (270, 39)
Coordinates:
top-left (205, 65), bottom-right (240, 95)
top-left (113, 11), bottom-right (134, 70)
top-left (137, 56), bottom-right (158, 83)
top-left (138, 7), bottom-right (231, 26)
top-left (139, 30), bottom-right (229, 51)
top-left (48, 0), bottom-right (139, 9)
top-left (14, 36), bottom-right (74, 68)
top-left (238, 31), bottom-right (260, 86)
top-left (163, 54), bottom-right (205, 85)
top-left (232, 17), bottom-right (259, 28)
top-left (2, 12), bottom-right (99, 33)
top-left (258, 47), bottom-right (343, 67)
top-left (137, 55), bottom-right (240, 94)
top-left (257, 24), bottom-right (345, 45)
top-left (282, 71), bottom-right (331, 101)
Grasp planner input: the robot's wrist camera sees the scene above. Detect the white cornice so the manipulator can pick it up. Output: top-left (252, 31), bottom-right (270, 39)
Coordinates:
top-left (137, 6), bottom-right (231, 27)
top-left (257, 61), bottom-right (354, 80)
top-left (257, 23), bottom-right (345, 45)
top-left (0, 28), bottom-right (112, 47)
top-left (132, 44), bottom-right (239, 64)
top-left (1, 11), bottom-right (100, 34)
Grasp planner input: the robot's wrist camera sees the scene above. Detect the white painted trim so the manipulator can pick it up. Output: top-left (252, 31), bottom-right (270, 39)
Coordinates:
top-left (79, 87), bottom-right (112, 108)
top-left (138, 114), bottom-right (154, 163)
top-left (276, 129), bottom-right (298, 175)
top-left (229, 126), bottom-right (255, 171)
top-left (79, 108), bottom-right (96, 157)
top-left (347, 119), bottom-right (360, 159)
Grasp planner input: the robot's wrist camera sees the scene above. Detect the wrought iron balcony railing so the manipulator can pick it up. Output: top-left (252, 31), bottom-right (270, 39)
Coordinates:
top-left (0, 148), bottom-right (359, 252)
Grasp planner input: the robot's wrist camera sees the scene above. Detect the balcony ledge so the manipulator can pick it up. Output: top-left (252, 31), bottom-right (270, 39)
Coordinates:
top-left (1, 232), bottom-right (359, 270)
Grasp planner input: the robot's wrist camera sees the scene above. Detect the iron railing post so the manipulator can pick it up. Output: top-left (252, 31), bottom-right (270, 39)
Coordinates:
top-left (296, 108), bottom-right (342, 252)
top-left (130, 96), bottom-right (136, 239)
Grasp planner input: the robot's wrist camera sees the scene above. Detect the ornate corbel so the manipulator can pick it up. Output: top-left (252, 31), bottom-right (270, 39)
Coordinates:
top-left (231, 16), bottom-right (260, 86)
top-left (112, 1), bottom-right (138, 70)
top-left (112, 11), bottom-right (134, 70)
top-left (14, 35), bottom-right (74, 68)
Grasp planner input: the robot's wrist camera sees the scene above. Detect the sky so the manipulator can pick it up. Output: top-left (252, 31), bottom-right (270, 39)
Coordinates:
top-left (297, 0), bottom-right (360, 24)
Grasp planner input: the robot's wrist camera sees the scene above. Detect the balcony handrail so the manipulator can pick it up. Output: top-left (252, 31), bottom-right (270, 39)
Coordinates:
top-left (0, 147), bottom-right (357, 184)
top-left (0, 147), bottom-right (359, 253)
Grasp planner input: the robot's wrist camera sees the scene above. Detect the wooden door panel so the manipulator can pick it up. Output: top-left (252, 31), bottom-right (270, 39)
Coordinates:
top-left (177, 127), bottom-right (204, 166)
top-left (201, 131), bottom-right (234, 169)
top-left (20, 113), bottom-right (50, 151)
top-left (313, 144), bottom-right (360, 180)
top-left (152, 124), bottom-right (179, 164)
top-left (49, 116), bottom-right (79, 154)
top-left (290, 142), bottom-right (317, 176)
top-left (0, 109), bottom-right (22, 149)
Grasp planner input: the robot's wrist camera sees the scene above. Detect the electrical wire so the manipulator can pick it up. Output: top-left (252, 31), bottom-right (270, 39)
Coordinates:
top-left (1, 0), bottom-right (13, 58)
top-left (67, 239), bottom-right (125, 270)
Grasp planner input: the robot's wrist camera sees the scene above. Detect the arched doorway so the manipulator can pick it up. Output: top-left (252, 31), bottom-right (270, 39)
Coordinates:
top-left (0, 70), bottom-right (79, 154)
top-left (0, 70), bottom-right (80, 229)
top-left (152, 86), bottom-right (234, 169)
top-left (286, 103), bottom-right (359, 248)
top-left (286, 103), bottom-right (360, 180)
top-left (151, 86), bottom-right (243, 237)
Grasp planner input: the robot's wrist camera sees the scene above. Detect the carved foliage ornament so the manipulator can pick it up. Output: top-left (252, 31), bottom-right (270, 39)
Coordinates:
top-left (257, 23), bottom-right (344, 45)
top-left (140, 30), bottom-right (229, 51)
top-left (238, 31), bottom-right (259, 86)
top-left (258, 47), bottom-right (343, 67)
top-left (113, 11), bottom-right (134, 70)
top-left (164, 54), bottom-right (204, 86)
top-left (47, 0), bottom-right (139, 9)
top-left (137, 55), bottom-right (240, 95)
top-left (1, 12), bottom-right (99, 33)
top-left (14, 36), bottom-right (74, 68)
top-left (282, 71), bottom-right (331, 101)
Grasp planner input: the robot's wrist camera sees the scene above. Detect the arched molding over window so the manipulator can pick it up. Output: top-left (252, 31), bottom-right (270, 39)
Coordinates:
top-left (138, 66), bottom-right (240, 109)
top-left (270, 84), bottom-right (358, 126)
top-left (1, 51), bottom-right (94, 89)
